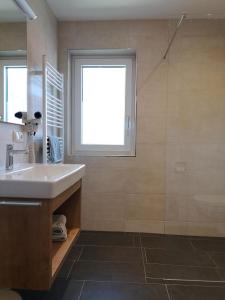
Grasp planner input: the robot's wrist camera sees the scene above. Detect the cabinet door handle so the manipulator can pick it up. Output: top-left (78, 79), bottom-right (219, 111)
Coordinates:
top-left (0, 201), bottom-right (42, 207)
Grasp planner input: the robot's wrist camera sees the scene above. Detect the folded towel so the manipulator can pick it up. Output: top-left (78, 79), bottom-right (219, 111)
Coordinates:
top-left (52, 235), bottom-right (67, 242)
top-left (52, 229), bottom-right (67, 242)
top-left (53, 214), bottom-right (67, 225)
top-left (48, 136), bottom-right (62, 163)
top-left (52, 215), bottom-right (67, 242)
top-left (52, 226), bottom-right (67, 236)
top-left (52, 214), bottom-right (67, 234)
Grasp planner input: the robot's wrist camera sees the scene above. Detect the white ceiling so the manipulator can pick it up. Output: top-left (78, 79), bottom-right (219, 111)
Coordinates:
top-left (46, 0), bottom-right (225, 21)
top-left (0, 0), bottom-right (25, 22)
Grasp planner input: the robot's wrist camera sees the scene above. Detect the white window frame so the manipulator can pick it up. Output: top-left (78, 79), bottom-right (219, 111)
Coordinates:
top-left (0, 59), bottom-right (27, 123)
top-left (71, 51), bottom-right (136, 157)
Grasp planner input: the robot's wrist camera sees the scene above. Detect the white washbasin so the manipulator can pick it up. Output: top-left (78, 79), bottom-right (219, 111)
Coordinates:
top-left (0, 163), bottom-right (85, 199)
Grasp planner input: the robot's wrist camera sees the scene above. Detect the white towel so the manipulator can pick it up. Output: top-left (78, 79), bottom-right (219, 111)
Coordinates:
top-left (52, 214), bottom-right (67, 241)
top-left (52, 214), bottom-right (67, 234)
top-left (52, 227), bottom-right (67, 242)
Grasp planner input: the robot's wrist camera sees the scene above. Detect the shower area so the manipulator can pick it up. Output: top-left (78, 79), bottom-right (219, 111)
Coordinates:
top-left (164, 17), bottom-right (225, 237)
top-left (56, 16), bottom-right (225, 287)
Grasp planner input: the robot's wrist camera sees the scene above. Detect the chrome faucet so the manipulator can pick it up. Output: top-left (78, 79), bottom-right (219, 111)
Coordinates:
top-left (6, 144), bottom-right (28, 170)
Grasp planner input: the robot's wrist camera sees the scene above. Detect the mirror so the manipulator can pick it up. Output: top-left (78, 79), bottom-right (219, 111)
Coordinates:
top-left (0, 0), bottom-right (27, 125)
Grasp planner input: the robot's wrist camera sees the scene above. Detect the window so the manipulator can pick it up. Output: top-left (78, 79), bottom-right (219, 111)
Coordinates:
top-left (0, 60), bottom-right (27, 124)
top-left (71, 51), bottom-right (136, 156)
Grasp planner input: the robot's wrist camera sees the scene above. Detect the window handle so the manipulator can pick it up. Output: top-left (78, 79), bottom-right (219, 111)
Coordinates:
top-left (127, 116), bottom-right (130, 129)
top-left (126, 116), bottom-right (130, 135)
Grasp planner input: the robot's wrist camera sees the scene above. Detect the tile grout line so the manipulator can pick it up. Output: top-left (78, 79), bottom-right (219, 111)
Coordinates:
top-left (146, 276), bottom-right (225, 284)
top-left (66, 247), bottom-right (84, 279)
top-left (144, 261), bottom-right (220, 269)
top-left (139, 233), bottom-right (148, 282)
top-left (188, 239), bottom-right (197, 251)
top-left (60, 278), bottom-right (225, 287)
top-left (77, 246), bottom-right (84, 262)
top-left (205, 252), bottom-right (225, 282)
top-left (205, 251), bottom-right (218, 267)
top-left (77, 281), bottom-right (85, 300)
top-left (66, 260), bottom-right (76, 279)
top-left (165, 284), bottom-right (172, 300)
top-left (71, 279), bottom-right (164, 285)
top-left (78, 259), bottom-right (143, 263)
top-left (77, 244), bottom-right (140, 248)
top-left (165, 282), bottom-right (225, 288)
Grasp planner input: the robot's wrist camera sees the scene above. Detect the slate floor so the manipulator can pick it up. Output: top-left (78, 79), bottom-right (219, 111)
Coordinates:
top-left (16, 231), bottom-right (225, 300)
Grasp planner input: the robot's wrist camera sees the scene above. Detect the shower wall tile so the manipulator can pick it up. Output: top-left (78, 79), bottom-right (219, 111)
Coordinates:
top-left (169, 36), bottom-right (225, 65)
top-left (165, 221), bottom-right (225, 238)
top-left (81, 192), bottom-right (126, 221)
top-left (169, 19), bottom-right (225, 37)
top-left (125, 220), bottom-right (165, 234)
top-left (166, 18), bottom-right (225, 237)
top-left (166, 194), bottom-right (225, 224)
top-left (125, 194), bottom-right (165, 221)
top-left (59, 19), bottom-right (225, 236)
top-left (137, 114), bottom-right (166, 144)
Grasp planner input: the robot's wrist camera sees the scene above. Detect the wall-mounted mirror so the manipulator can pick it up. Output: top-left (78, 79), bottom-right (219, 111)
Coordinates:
top-left (0, 0), bottom-right (27, 125)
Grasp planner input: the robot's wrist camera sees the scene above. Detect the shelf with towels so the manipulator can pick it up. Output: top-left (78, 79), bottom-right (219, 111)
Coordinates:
top-left (0, 179), bottom-right (82, 290)
top-left (52, 228), bottom-right (80, 276)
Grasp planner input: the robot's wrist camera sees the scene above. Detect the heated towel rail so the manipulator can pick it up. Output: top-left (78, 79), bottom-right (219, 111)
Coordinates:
top-left (42, 55), bottom-right (64, 163)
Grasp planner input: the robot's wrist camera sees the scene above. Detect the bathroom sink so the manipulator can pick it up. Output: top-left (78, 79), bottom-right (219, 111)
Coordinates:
top-left (0, 163), bottom-right (85, 199)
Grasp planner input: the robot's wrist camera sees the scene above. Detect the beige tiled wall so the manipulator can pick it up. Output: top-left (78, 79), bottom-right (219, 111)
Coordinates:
top-left (27, 0), bottom-right (57, 116)
top-left (58, 19), bottom-right (225, 236)
top-left (0, 22), bottom-right (26, 51)
top-left (165, 19), bottom-right (225, 236)
top-left (26, 0), bottom-right (57, 162)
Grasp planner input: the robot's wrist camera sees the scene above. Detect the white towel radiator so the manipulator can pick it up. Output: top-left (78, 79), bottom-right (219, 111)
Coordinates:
top-left (42, 55), bottom-right (64, 163)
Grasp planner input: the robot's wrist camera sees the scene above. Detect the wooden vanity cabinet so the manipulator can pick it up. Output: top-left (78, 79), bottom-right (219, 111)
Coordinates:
top-left (0, 180), bottom-right (81, 290)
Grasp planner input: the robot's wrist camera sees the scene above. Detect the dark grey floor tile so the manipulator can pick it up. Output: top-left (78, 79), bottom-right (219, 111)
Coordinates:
top-left (67, 246), bottom-right (83, 261)
top-left (80, 246), bottom-right (142, 262)
top-left (216, 268), bottom-right (225, 281)
top-left (17, 279), bottom-right (83, 300)
top-left (141, 235), bottom-right (193, 250)
top-left (141, 233), bottom-right (190, 238)
top-left (191, 238), bottom-right (225, 252)
top-left (56, 247), bottom-right (83, 278)
top-left (43, 279), bottom-right (71, 300)
top-left (16, 289), bottom-right (46, 300)
top-left (57, 260), bottom-right (74, 278)
top-left (167, 284), bottom-right (225, 300)
top-left (62, 280), bottom-right (84, 300)
top-left (145, 248), bottom-right (215, 267)
top-left (71, 261), bottom-right (145, 282)
top-left (16, 279), bottom-right (70, 300)
top-left (208, 252), bottom-right (225, 268)
top-left (80, 281), bottom-right (169, 300)
top-left (145, 263), bottom-right (220, 281)
top-left (77, 231), bottom-right (140, 247)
